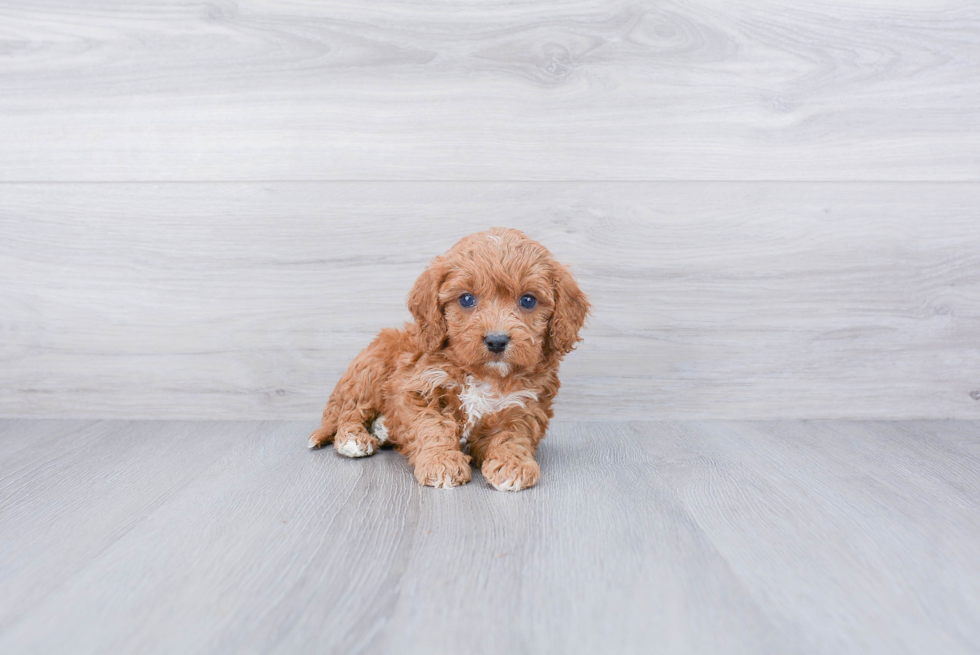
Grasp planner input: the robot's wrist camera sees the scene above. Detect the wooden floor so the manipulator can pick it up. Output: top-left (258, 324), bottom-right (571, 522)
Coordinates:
top-left (1, 420), bottom-right (978, 654)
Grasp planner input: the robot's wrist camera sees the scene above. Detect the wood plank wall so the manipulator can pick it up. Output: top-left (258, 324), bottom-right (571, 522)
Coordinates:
top-left (1, 1), bottom-right (978, 419)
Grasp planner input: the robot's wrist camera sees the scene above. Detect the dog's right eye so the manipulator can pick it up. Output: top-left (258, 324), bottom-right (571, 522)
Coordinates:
top-left (459, 293), bottom-right (476, 308)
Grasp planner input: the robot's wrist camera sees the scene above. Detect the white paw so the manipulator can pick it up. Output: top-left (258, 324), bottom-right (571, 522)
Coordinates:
top-left (430, 475), bottom-right (463, 489)
top-left (370, 416), bottom-right (389, 445)
top-left (336, 437), bottom-right (374, 458)
top-left (490, 477), bottom-right (527, 492)
top-left (482, 458), bottom-right (540, 492)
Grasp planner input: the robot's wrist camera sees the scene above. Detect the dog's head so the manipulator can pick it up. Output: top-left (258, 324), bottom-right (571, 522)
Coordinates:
top-left (407, 228), bottom-right (590, 376)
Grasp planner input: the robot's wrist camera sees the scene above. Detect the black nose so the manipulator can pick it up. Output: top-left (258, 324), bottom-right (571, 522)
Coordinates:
top-left (484, 333), bottom-right (510, 353)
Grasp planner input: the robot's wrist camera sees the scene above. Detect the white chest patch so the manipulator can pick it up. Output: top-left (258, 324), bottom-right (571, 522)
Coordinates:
top-left (458, 376), bottom-right (538, 445)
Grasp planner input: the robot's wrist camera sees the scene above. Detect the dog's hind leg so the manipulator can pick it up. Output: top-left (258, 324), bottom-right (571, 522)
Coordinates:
top-left (307, 398), bottom-right (342, 450)
top-left (307, 330), bottom-right (397, 456)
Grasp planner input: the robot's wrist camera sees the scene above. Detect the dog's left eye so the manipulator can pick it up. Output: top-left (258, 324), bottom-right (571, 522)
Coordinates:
top-left (520, 294), bottom-right (537, 310)
top-left (459, 293), bottom-right (476, 308)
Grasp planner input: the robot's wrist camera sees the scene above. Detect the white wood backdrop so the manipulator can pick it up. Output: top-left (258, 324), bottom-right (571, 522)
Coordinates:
top-left (1, 1), bottom-right (978, 419)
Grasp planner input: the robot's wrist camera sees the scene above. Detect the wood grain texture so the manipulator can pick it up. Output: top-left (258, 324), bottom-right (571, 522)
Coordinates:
top-left (1, 419), bottom-right (978, 654)
top-left (1, 182), bottom-right (978, 420)
top-left (0, 1), bottom-right (978, 181)
top-left (0, 420), bottom-right (264, 632)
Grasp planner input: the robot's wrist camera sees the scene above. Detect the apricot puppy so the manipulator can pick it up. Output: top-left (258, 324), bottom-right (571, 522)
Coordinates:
top-left (308, 228), bottom-right (590, 491)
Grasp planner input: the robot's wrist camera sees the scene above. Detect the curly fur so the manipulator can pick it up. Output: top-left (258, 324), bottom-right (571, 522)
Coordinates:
top-left (308, 228), bottom-right (590, 491)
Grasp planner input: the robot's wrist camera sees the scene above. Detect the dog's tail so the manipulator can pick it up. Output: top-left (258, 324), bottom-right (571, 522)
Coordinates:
top-left (307, 328), bottom-right (402, 450)
top-left (307, 403), bottom-right (339, 449)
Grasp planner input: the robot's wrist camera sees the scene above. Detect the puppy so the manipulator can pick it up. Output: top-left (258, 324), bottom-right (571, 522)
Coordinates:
top-left (308, 228), bottom-right (590, 491)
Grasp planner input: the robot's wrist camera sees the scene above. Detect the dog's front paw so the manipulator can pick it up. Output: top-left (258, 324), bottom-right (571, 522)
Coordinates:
top-left (414, 450), bottom-right (472, 488)
top-left (482, 456), bottom-right (540, 491)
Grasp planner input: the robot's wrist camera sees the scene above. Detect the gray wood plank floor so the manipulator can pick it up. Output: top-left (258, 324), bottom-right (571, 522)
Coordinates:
top-left (1, 420), bottom-right (978, 654)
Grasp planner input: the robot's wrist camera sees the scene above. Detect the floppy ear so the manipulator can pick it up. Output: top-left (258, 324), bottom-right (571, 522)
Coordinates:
top-left (546, 262), bottom-right (591, 360)
top-left (407, 256), bottom-right (450, 353)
